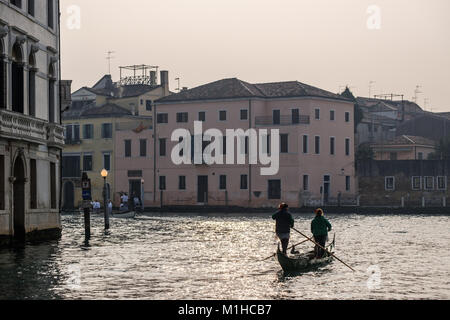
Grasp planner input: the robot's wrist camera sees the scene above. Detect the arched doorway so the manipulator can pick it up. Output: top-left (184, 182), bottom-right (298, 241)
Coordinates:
top-left (13, 156), bottom-right (26, 240)
top-left (63, 181), bottom-right (75, 211)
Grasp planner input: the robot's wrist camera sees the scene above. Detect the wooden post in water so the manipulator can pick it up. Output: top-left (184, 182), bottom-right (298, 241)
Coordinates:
top-left (443, 197), bottom-right (446, 208)
top-left (84, 205), bottom-right (90, 240)
top-left (401, 196), bottom-right (405, 208)
top-left (422, 197), bottom-right (425, 208)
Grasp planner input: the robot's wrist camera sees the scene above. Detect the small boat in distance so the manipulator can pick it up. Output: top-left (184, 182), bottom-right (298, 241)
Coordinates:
top-left (111, 211), bottom-right (136, 219)
top-left (276, 236), bottom-right (335, 274)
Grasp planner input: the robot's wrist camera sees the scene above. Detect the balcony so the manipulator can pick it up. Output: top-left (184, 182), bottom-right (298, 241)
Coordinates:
top-left (0, 109), bottom-right (65, 148)
top-left (255, 115), bottom-right (310, 126)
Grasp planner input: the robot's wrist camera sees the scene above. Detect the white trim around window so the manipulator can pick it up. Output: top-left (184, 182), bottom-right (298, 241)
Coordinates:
top-left (424, 176), bottom-right (435, 190)
top-left (437, 176), bottom-right (447, 191)
top-left (411, 176), bottom-right (422, 190)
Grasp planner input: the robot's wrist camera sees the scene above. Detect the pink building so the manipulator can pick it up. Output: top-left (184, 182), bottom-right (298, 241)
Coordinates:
top-left (115, 78), bottom-right (356, 208)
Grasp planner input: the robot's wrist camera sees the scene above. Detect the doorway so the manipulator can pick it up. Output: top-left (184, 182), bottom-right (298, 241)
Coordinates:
top-left (13, 157), bottom-right (26, 240)
top-left (197, 176), bottom-right (208, 204)
top-left (268, 180), bottom-right (281, 199)
top-left (63, 181), bottom-right (75, 210)
top-left (323, 175), bottom-right (331, 205)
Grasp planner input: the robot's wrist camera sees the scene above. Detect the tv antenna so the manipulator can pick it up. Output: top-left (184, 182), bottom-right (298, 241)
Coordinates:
top-left (106, 51), bottom-right (115, 75)
top-left (175, 77), bottom-right (181, 92)
top-left (413, 85), bottom-right (422, 103)
top-left (369, 81), bottom-right (376, 98)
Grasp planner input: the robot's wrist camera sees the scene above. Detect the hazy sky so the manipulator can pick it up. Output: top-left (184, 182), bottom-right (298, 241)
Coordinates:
top-left (60, 0), bottom-right (450, 111)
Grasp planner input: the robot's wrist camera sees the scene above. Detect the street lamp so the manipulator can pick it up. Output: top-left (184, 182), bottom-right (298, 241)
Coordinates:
top-left (101, 169), bottom-right (109, 230)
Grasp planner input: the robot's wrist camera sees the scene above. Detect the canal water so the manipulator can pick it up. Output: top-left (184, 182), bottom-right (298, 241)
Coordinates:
top-left (0, 213), bottom-right (449, 300)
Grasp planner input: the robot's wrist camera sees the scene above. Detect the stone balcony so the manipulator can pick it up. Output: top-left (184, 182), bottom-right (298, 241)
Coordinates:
top-left (0, 109), bottom-right (65, 148)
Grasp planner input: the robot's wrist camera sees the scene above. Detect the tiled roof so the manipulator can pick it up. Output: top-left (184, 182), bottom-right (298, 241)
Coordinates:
top-left (80, 103), bottom-right (132, 118)
top-left (157, 78), bottom-right (351, 103)
top-left (372, 135), bottom-right (436, 146)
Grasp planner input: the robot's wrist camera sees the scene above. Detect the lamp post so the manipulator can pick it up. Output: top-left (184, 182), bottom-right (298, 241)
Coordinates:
top-left (101, 169), bottom-right (110, 230)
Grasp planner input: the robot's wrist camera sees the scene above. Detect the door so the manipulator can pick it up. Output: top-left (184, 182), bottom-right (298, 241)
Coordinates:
top-left (63, 181), bottom-right (75, 210)
top-left (323, 175), bottom-right (330, 204)
top-left (197, 176), bottom-right (208, 203)
top-left (268, 180), bottom-right (281, 199)
top-left (13, 157), bottom-right (26, 240)
top-left (129, 180), bottom-right (141, 201)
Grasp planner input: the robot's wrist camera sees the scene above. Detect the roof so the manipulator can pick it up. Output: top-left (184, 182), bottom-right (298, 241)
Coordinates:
top-left (80, 103), bottom-right (132, 118)
top-left (372, 135), bottom-right (436, 147)
top-left (356, 97), bottom-right (424, 114)
top-left (157, 78), bottom-right (352, 103)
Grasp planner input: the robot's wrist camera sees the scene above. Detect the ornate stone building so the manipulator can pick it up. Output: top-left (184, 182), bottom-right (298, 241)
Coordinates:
top-left (0, 0), bottom-right (70, 244)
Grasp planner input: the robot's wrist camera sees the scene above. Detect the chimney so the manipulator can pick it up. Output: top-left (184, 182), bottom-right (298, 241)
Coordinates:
top-left (160, 70), bottom-right (169, 96)
top-left (150, 71), bottom-right (157, 86)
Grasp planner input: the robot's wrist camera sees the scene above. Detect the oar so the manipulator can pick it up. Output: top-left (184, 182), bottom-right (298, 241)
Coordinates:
top-left (259, 237), bottom-right (313, 262)
top-left (291, 227), bottom-right (355, 272)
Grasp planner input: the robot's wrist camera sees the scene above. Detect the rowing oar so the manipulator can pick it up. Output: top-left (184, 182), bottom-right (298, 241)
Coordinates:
top-left (291, 227), bottom-right (356, 272)
top-left (259, 237), bottom-right (313, 262)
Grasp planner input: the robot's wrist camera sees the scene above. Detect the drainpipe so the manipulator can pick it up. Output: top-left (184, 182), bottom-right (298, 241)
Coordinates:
top-left (248, 99), bottom-right (252, 206)
top-left (153, 103), bottom-right (157, 203)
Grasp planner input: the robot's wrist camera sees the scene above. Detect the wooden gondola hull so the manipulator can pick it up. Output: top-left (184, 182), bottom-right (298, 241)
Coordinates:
top-left (276, 250), bottom-right (333, 273)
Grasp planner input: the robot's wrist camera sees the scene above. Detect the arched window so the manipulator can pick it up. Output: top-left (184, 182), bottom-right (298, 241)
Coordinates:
top-left (28, 52), bottom-right (36, 116)
top-left (11, 42), bottom-right (24, 114)
top-left (0, 39), bottom-right (6, 109)
top-left (48, 62), bottom-right (56, 122)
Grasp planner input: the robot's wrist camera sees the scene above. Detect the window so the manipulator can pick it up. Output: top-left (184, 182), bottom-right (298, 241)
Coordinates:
top-left (280, 134), bottom-right (289, 153)
top-left (315, 109), bottom-right (320, 120)
top-left (437, 176), bottom-right (447, 190)
top-left (273, 110), bottom-right (280, 125)
top-left (128, 170), bottom-right (142, 177)
top-left (145, 100), bottom-right (152, 111)
top-left (47, 0), bottom-right (54, 28)
top-left (330, 137), bottom-right (335, 155)
top-left (83, 154), bottom-right (93, 172)
top-left (73, 124), bottom-right (80, 141)
top-left (330, 110), bottom-right (335, 121)
top-left (50, 162), bottom-right (56, 209)
top-left (219, 110), bottom-right (227, 121)
top-left (28, 68), bottom-right (36, 116)
top-left (315, 136), bottom-right (320, 155)
top-left (346, 176), bottom-right (351, 192)
top-left (303, 175), bottom-right (309, 191)
top-left (157, 113), bottom-right (168, 124)
top-left (28, 0), bottom-right (34, 15)
top-left (418, 152), bottom-right (423, 160)
top-left (49, 79), bottom-right (55, 122)
top-left (102, 123), bottom-right (112, 139)
top-left (345, 138), bottom-right (351, 156)
top-left (159, 138), bottom-right (166, 156)
top-left (125, 140), bottom-right (132, 158)
top-left (385, 177), bottom-right (395, 191)
top-left (140, 139), bottom-right (147, 157)
top-left (240, 109), bottom-right (248, 121)
top-left (62, 156), bottom-right (80, 178)
top-left (199, 112), bottom-right (206, 122)
top-left (11, 0), bottom-right (22, 8)
top-left (103, 153), bottom-right (111, 171)
top-left (222, 136), bottom-right (227, 155)
top-left (159, 176), bottom-right (166, 190)
top-left (345, 112), bottom-right (350, 123)
top-left (268, 180), bottom-right (281, 199)
top-left (240, 175), bottom-right (248, 190)
top-left (83, 124), bottom-right (94, 139)
top-left (412, 176), bottom-right (422, 190)
top-left (303, 135), bottom-right (308, 154)
top-left (219, 175), bottom-right (227, 190)
top-left (0, 155), bottom-right (4, 210)
top-left (390, 152), bottom-right (397, 160)
top-left (140, 99), bottom-right (144, 105)
top-left (179, 176), bottom-right (186, 190)
top-left (424, 177), bottom-right (434, 190)
top-left (176, 112), bottom-right (188, 123)
top-left (292, 109), bottom-right (300, 124)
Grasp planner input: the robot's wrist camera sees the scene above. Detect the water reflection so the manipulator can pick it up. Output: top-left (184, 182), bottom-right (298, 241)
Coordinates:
top-left (0, 213), bottom-right (449, 299)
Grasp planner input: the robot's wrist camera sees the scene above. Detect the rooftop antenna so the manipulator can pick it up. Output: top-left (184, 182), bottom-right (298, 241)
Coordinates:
top-left (369, 81), bottom-right (376, 98)
top-left (106, 51), bottom-right (115, 75)
top-left (413, 85), bottom-right (422, 104)
top-left (175, 77), bottom-right (181, 92)
top-left (339, 84), bottom-right (355, 94)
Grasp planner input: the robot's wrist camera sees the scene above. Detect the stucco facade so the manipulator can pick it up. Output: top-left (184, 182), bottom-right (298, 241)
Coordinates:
top-left (1, 0), bottom-right (65, 243)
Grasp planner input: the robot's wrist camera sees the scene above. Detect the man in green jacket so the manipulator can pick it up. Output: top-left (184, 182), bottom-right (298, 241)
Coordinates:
top-left (311, 208), bottom-right (332, 258)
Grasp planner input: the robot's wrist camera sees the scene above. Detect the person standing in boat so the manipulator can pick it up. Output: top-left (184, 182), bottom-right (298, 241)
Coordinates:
top-left (272, 203), bottom-right (295, 255)
top-left (311, 208), bottom-right (332, 258)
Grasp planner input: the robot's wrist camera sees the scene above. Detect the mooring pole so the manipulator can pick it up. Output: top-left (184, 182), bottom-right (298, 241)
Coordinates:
top-left (84, 205), bottom-right (91, 239)
top-left (103, 176), bottom-right (110, 230)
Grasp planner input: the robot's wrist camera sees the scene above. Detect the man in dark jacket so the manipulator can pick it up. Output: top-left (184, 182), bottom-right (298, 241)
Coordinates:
top-left (311, 208), bottom-right (332, 258)
top-left (272, 203), bottom-right (294, 255)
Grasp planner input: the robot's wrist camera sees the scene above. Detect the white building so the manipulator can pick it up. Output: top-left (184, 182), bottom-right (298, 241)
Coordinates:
top-left (0, 0), bottom-right (70, 244)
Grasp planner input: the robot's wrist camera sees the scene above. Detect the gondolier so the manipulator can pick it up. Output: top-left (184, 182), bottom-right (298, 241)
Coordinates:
top-left (272, 203), bottom-right (294, 255)
top-left (311, 208), bottom-right (332, 258)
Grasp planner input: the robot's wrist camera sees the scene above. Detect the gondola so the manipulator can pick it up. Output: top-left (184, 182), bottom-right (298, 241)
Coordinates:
top-left (276, 236), bottom-right (335, 273)
top-left (111, 211), bottom-right (136, 219)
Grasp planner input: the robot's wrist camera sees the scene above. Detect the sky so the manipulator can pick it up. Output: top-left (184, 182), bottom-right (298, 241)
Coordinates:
top-left (60, 0), bottom-right (450, 112)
